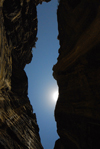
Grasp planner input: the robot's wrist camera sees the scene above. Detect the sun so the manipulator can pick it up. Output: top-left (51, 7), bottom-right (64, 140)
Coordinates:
top-left (52, 90), bottom-right (59, 103)
top-left (45, 87), bottom-right (59, 107)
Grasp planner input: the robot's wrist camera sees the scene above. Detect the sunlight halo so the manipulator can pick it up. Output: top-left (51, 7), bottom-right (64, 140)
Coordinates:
top-left (52, 90), bottom-right (59, 103)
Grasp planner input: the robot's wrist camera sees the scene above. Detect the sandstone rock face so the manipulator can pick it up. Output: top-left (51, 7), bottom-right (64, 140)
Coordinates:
top-left (0, 0), bottom-right (50, 148)
top-left (53, 0), bottom-right (100, 148)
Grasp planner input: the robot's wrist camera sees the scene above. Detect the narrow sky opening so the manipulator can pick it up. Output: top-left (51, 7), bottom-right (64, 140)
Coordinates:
top-left (25, 0), bottom-right (59, 148)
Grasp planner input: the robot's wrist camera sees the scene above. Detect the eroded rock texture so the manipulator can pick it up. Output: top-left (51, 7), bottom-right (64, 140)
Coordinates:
top-left (53, 0), bottom-right (100, 148)
top-left (0, 0), bottom-right (50, 148)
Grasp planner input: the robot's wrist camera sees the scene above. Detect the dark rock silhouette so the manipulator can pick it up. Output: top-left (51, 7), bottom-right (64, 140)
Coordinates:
top-left (53, 0), bottom-right (100, 148)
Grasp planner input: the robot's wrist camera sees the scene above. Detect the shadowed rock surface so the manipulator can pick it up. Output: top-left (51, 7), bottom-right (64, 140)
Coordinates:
top-left (53, 0), bottom-right (100, 148)
top-left (0, 0), bottom-right (50, 148)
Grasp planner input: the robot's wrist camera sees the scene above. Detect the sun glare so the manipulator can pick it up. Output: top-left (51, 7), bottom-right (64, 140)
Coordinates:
top-left (52, 90), bottom-right (59, 103)
top-left (45, 87), bottom-right (59, 107)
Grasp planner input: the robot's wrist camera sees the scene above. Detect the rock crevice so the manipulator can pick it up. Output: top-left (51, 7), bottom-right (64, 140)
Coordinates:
top-left (1, 0), bottom-right (100, 148)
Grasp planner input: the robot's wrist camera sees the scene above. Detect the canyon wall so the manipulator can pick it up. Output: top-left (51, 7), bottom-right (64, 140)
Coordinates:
top-left (1, 0), bottom-right (100, 149)
top-left (53, 0), bottom-right (100, 148)
top-left (0, 0), bottom-right (50, 148)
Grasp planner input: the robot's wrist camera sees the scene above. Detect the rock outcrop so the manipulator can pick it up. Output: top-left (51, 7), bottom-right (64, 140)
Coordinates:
top-left (0, 0), bottom-right (50, 148)
top-left (53, 0), bottom-right (100, 148)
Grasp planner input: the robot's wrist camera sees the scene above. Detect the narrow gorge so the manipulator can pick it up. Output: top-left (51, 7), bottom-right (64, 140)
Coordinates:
top-left (0, 0), bottom-right (100, 149)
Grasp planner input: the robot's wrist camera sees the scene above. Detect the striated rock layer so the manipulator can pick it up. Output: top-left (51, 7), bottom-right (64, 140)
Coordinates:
top-left (53, 0), bottom-right (100, 148)
top-left (0, 0), bottom-right (50, 148)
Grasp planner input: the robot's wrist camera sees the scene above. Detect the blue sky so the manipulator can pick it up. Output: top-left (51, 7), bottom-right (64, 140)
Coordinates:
top-left (25, 0), bottom-right (59, 148)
